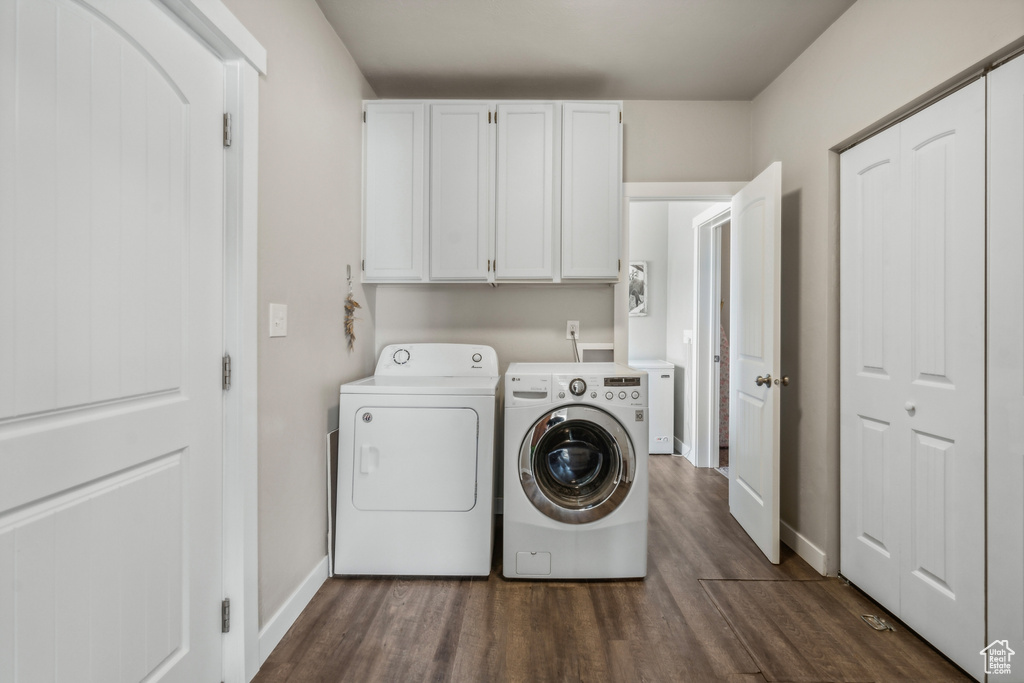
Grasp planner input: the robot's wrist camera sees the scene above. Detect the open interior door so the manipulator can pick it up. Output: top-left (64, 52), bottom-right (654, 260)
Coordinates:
top-left (728, 162), bottom-right (782, 563)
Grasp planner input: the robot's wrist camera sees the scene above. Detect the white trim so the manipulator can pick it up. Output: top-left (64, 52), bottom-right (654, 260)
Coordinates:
top-left (692, 204), bottom-right (731, 469)
top-left (161, 0), bottom-right (267, 74)
top-left (780, 520), bottom-right (828, 576)
top-left (673, 437), bottom-right (693, 461)
top-left (258, 556), bottom-right (330, 665)
top-left (221, 62), bottom-right (261, 683)
top-left (153, 2), bottom-right (263, 681)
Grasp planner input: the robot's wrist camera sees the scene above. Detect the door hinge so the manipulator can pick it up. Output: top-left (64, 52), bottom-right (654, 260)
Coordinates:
top-left (363, 111), bottom-right (366, 123)
top-left (222, 354), bottom-right (231, 390)
top-left (361, 259), bottom-right (365, 271)
top-left (223, 113), bottom-right (232, 147)
top-left (221, 598), bottom-right (230, 633)
top-left (619, 111), bottom-right (622, 123)
top-left (618, 259), bottom-right (621, 272)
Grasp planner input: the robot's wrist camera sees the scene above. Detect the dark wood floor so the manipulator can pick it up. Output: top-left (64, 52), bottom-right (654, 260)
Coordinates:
top-left (254, 456), bottom-right (969, 683)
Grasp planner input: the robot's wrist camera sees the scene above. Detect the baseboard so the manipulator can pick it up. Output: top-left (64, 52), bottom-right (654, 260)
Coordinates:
top-left (675, 437), bottom-right (695, 464)
top-left (258, 555), bottom-right (329, 665)
top-left (780, 520), bottom-right (828, 576)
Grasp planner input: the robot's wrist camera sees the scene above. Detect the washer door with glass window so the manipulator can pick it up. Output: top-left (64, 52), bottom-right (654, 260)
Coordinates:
top-left (519, 405), bottom-right (636, 524)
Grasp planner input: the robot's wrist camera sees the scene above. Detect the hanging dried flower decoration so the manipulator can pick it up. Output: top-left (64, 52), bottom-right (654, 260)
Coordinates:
top-left (344, 265), bottom-right (360, 351)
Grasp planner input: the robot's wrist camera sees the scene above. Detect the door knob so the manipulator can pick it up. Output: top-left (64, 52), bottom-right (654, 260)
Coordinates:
top-left (774, 376), bottom-right (790, 386)
top-left (755, 374), bottom-right (772, 387)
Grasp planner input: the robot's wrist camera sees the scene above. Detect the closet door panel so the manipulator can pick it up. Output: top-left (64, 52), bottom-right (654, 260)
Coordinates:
top-left (839, 125), bottom-right (904, 614)
top-left (988, 53), bottom-right (1024, 669)
top-left (897, 79), bottom-right (986, 679)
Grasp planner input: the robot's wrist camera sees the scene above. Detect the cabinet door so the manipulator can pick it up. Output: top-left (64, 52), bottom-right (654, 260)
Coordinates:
top-left (561, 102), bottom-right (621, 279)
top-left (363, 103), bottom-right (426, 281)
top-left (429, 103), bottom-right (492, 281)
top-left (495, 103), bottom-right (555, 279)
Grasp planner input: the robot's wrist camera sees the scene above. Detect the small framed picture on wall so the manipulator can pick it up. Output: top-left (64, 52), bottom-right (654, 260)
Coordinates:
top-left (629, 261), bottom-right (647, 317)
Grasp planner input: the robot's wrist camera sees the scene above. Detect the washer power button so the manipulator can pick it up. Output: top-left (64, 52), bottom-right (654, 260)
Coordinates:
top-left (472, 352), bottom-right (482, 363)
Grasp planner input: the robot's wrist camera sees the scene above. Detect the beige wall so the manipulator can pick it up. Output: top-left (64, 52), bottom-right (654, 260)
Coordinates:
top-left (628, 202), bottom-right (669, 360)
top-left (220, 0), bottom-right (377, 625)
top-left (751, 0), bottom-right (1024, 573)
top-left (373, 284), bottom-right (614, 373)
top-left (623, 100), bottom-right (753, 182)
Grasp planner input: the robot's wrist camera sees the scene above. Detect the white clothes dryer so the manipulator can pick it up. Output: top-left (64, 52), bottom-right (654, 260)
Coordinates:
top-left (334, 343), bottom-right (499, 576)
top-left (503, 362), bottom-right (649, 579)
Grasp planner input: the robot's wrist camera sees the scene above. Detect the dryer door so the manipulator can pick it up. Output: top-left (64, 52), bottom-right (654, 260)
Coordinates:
top-left (352, 406), bottom-right (478, 511)
top-left (519, 405), bottom-right (635, 524)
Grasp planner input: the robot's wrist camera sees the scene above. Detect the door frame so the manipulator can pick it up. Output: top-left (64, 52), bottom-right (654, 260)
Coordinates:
top-left (616, 183), bottom-right (744, 458)
top-left (155, 2), bottom-right (265, 681)
top-left (692, 203), bottom-right (731, 469)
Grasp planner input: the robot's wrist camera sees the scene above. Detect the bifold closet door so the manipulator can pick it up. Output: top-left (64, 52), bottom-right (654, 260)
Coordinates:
top-left (988, 54), bottom-right (1024, 675)
top-left (840, 79), bottom-right (986, 678)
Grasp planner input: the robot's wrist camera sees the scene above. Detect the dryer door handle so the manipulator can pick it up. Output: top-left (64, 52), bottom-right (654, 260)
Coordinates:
top-left (360, 445), bottom-right (379, 474)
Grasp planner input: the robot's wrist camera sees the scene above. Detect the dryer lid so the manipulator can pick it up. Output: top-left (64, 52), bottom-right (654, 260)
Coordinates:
top-left (340, 375), bottom-right (499, 395)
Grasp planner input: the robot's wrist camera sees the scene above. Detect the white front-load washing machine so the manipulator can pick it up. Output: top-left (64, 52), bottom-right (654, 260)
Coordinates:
top-left (334, 343), bottom-right (499, 576)
top-left (503, 362), bottom-right (649, 579)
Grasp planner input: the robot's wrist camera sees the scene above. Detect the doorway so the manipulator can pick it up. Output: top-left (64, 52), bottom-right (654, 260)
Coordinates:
top-left (626, 199), bottom-right (717, 459)
top-left (714, 221), bottom-right (732, 475)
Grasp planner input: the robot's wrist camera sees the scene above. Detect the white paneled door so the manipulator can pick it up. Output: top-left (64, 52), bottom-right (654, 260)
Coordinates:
top-left (840, 80), bottom-right (986, 678)
top-left (728, 162), bottom-right (782, 564)
top-left (0, 0), bottom-right (225, 681)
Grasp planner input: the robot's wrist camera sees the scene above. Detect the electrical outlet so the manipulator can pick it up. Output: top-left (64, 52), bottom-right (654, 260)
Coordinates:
top-left (566, 320), bottom-right (580, 340)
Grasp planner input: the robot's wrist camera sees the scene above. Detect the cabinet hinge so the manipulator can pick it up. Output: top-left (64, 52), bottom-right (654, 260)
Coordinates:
top-left (222, 354), bottom-right (231, 390)
top-left (618, 259), bottom-right (621, 273)
top-left (221, 598), bottom-right (230, 633)
top-left (619, 111), bottom-right (622, 123)
top-left (488, 111), bottom-right (492, 124)
top-left (223, 113), bottom-right (232, 147)
top-left (361, 259), bottom-right (365, 271)
top-left (363, 111), bottom-right (366, 123)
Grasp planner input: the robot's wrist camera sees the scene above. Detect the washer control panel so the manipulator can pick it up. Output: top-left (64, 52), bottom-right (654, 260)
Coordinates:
top-left (505, 364), bottom-right (647, 408)
top-left (551, 373), bottom-right (647, 408)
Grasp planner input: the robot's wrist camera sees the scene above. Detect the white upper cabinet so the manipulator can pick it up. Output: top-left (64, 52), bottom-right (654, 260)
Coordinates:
top-left (561, 102), bottom-right (622, 279)
top-left (363, 102), bottom-right (427, 281)
top-left (362, 100), bottom-right (621, 283)
top-left (495, 103), bottom-right (557, 279)
top-left (429, 103), bottom-right (493, 281)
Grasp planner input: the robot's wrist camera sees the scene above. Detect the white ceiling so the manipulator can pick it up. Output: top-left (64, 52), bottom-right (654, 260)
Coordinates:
top-left (315, 0), bottom-right (855, 101)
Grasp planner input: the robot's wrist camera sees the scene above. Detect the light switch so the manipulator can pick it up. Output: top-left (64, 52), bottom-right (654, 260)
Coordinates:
top-left (269, 303), bottom-right (287, 337)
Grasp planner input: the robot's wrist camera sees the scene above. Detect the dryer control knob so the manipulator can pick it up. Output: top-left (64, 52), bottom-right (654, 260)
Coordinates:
top-left (393, 348), bottom-right (411, 365)
top-left (569, 378), bottom-right (587, 396)
top-left (472, 353), bottom-right (482, 363)
top-left (558, 392), bottom-right (565, 399)
top-left (618, 391), bottom-right (627, 399)
top-left (605, 391), bottom-right (614, 400)
top-left (632, 391), bottom-right (640, 399)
